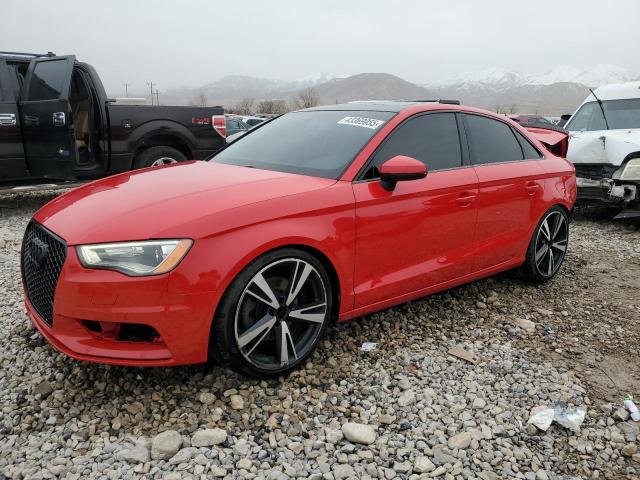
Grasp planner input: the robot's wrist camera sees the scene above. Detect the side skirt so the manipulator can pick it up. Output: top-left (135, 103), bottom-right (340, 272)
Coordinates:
top-left (337, 257), bottom-right (524, 323)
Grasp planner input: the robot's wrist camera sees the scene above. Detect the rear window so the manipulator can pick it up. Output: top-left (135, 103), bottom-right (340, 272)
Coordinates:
top-left (465, 114), bottom-right (524, 164)
top-left (212, 110), bottom-right (395, 179)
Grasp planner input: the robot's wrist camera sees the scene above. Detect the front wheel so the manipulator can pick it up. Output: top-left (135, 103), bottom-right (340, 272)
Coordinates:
top-left (211, 248), bottom-right (334, 378)
top-left (522, 206), bottom-right (569, 283)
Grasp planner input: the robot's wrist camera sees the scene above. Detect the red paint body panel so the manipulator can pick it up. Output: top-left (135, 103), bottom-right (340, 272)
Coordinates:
top-left (23, 103), bottom-right (576, 366)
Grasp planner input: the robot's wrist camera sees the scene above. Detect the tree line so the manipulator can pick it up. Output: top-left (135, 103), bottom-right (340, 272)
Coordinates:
top-left (191, 87), bottom-right (320, 115)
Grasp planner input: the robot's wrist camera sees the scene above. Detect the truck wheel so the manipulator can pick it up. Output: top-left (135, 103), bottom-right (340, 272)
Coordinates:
top-left (134, 146), bottom-right (187, 169)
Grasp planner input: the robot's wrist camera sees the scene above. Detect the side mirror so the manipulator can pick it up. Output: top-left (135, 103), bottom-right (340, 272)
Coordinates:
top-left (379, 155), bottom-right (427, 191)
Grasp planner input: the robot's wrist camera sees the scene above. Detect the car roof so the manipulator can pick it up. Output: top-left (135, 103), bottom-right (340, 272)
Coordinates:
top-left (306, 101), bottom-right (424, 113)
top-left (589, 81), bottom-right (640, 101)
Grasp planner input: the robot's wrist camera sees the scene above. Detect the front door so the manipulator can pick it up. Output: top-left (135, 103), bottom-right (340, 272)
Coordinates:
top-left (0, 59), bottom-right (28, 179)
top-left (19, 55), bottom-right (77, 179)
top-left (352, 112), bottom-right (479, 308)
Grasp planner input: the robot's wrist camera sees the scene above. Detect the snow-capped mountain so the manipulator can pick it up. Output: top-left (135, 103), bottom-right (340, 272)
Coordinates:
top-left (531, 64), bottom-right (639, 87)
top-left (427, 67), bottom-right (529, 90)
top-left (426, 64), bottom-right (639, 91)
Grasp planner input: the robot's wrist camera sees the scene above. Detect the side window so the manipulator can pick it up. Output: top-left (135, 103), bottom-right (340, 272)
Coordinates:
top-left (367, 113), bottom-right (461, 177)
top-left (26, 60), bottom-right (69, 101)
top-left (565, 102), bottom-right (606, 132)
top-left (513, 130), bottom-right (543, 159)
top-left (465, 114), bottom-right (524, 164)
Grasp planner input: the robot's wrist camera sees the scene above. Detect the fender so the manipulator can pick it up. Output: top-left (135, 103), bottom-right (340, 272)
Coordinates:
top-left (126, 119), bottom-right (198, 157)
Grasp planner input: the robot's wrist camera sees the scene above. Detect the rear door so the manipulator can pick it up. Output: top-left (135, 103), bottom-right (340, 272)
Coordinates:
top-left (19, 55), bottom-right (77, 179)
top-left (0, 59), bottom-right (28, 179)
top-left (463, 113), bottom-right (546, 271)
top-left (352, 112), bottom-right (479, 308)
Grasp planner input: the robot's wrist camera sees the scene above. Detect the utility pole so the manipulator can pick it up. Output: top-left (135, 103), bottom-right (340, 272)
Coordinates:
top-left (154, 89), bottom-right (160, 106)
top-left (147, 81), bottom-right (154, 105)
top-left (123, 83), bottom-right (130, 97)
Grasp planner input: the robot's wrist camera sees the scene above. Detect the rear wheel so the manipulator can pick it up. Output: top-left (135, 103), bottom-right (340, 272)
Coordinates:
top-left (211, 248), bottom-right (333, 378)
top-left (133, 146), bottom-right (187, 169)
top-left (522, 206), bottom-right (569, 283)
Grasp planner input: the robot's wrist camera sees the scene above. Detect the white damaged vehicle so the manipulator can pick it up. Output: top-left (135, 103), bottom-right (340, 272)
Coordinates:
top-left (565, 81), bottom-right (640, 218)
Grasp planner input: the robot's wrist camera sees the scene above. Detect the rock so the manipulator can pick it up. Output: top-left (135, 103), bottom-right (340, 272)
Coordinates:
top-left (472, 397), bottom-right (486, 409)
top-left (432, 445), bottom-right (456, 465)
top-left (514, 318), bottom-right (536, 333)
top-left (429, 465), bottom-right (447, 477)
top-left (341, 422), bottom-right (376, 445)
top-left (210, 466), bottom-right (227, 477)
top-left (397, 390), bottom-right (416, 407)
top-left (191, 428), bottom-right (227, 447)
top-left (447, 345), bottom-right (480, 364)
top-left (168, 448), bottom-right (195, 464)
top-left (150, 430), bottom-right (182, 460)
top-left (117, 445), bottom-right (149, 464)
top-left (448, 431), bottom-right (472, 450)
top-left (325, 428), bottom-right (343, 444)
top-left (230, 394), bottom-right (244, 410)
top-left (393, 461), bottom-right (411, 473)
top-left (198, 392), bottom-right (216, 405)
top-left (34, 381), bottom-right (53, 399)
top-left (333, 464), bottom-right (356, 479)
top-left (621, 443), bottom-right (638, 457)
top-left (528, 406), bottom-right (554, 431)
top-left (237, 458), bottom-right (252, 470)
top-left (613, 407), bottom-right (630, 422)
top-left (414, 456), bottom-right (436, 473)
top-left (535, 470), bottom-right (549, 480)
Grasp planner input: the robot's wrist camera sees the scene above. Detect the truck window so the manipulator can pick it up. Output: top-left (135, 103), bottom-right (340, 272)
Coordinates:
top-left (564, 99), bottom-right (640, 132)
top-left (26, 60), bottom-right (69, 101)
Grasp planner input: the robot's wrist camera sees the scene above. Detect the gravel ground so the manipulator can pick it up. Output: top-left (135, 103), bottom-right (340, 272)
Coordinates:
top-left (0, 192), bottom-right (638, 480)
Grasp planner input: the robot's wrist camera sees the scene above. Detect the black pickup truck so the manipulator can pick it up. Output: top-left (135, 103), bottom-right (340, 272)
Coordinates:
top-left (0, 52), bottom-right (226, 182)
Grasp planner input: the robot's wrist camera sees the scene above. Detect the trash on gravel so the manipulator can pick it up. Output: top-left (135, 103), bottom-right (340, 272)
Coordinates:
top-left (624, 396), bottom-right (640, 421)
top-left (553, 403), bottom-right (586, 432)
top-left (360, 342), bottom-right (377, 352)
top-left (528, 403), bottom-right (586, 432)
top-left (528, 406), bottom-right (555, 431)
top-left (447, 345), bottom-right (480, 364)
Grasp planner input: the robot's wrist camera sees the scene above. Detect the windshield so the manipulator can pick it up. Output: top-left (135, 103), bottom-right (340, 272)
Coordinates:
top-left (210, 110), bottom-right (395, 179)
top-left (566, 99), bottom-right (640, 132)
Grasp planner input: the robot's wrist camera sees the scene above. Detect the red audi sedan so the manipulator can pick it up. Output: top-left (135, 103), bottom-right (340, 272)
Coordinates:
top-left (22, 101), bottom-right (576, 377)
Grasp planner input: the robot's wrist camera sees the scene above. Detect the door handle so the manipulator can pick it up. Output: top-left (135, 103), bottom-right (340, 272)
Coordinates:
top-left (525, 182), bottom-right (541, 194)
top-left (52, 112), bottom-right (66, 126)
top-left (456, 192), bottom-right (477, 206)
top-left (0, 113), bottom-right (16, 126)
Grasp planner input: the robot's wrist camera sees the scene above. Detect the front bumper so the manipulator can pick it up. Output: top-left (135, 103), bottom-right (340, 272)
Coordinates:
top-left (24, 246), bottom-right (219, 366)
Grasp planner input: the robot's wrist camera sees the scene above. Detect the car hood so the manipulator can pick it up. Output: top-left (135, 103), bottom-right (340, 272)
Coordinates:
top-left (566, 128), bottom-right (640, 166)
top-left (35, 161), bottom-right (336, 244)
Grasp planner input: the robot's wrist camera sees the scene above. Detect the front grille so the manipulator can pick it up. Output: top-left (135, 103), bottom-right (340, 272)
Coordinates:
top-left (574, 163), bottom-right (617, 181)
top-left (21, 222), bottom-right (67, 326)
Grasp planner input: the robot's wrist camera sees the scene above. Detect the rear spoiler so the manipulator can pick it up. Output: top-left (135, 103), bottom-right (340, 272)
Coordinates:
top-left (524, 127), bottom-right (569, 158)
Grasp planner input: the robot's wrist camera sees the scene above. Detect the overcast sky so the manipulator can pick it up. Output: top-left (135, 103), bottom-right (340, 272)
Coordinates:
top-left (4, 0), bottom-right (640, 94)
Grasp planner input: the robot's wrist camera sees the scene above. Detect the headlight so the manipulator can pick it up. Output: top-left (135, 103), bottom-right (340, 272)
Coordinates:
top-left (620, 158), bottom-right (640, 181)
top-left (77, 239), bottom-right (193, 276)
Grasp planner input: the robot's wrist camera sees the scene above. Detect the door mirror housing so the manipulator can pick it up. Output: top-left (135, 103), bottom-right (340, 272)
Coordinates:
top-left (379, 155), bottom-right (428, 191)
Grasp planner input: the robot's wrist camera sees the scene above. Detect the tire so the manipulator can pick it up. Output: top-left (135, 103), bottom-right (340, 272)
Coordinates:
top-left (211, 248), bottom-right (334, 378)
top-left (522, 206), bottom-right (570, 283)
top-left (133, 146), bottom-right (187, 169)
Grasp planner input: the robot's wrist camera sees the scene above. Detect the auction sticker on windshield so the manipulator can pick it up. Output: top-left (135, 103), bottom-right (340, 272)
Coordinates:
top-left (337, 116), bottom-right (385, 129)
